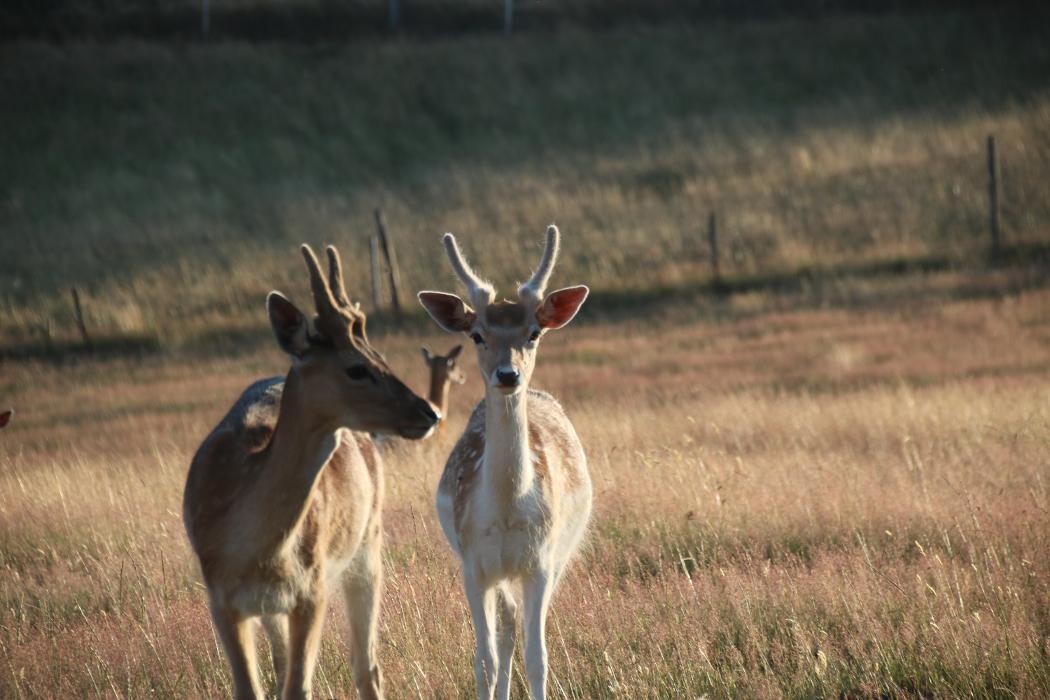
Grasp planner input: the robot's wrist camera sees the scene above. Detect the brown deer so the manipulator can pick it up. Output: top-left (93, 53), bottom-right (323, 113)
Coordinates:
top-left (183, 244), bottom-right (438, 700)
top-left (421, 344), bottom-right (465, 423)
top-left (419, 225), bottom-right (592, 700)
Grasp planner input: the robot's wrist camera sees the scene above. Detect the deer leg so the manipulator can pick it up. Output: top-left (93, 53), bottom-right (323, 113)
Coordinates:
top-left (522, 567), bottom-right (554, 700)
top-left (494, 582), bottom-right (518, 700)
top-left (282, 591), bottom-right (328, 700)
top-left (342, 534), bottom-right (384, 700)
top-left (260, 614), bottom-right (289, 695)
top-left (464, 570), bottom-right (498, 700)
top-left (210, 604), bottom-right (264, 700)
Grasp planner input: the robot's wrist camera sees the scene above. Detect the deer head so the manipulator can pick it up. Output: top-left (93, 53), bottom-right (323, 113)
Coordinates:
top-left (418, 225), bottom-right (588, 396)
top-left (421, 344), bottom-right (466, 388)
top-left (269, 244), bottom-right (438, 439)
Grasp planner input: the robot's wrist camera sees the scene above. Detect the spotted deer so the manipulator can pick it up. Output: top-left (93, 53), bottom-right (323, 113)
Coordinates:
top-left (183, 244), bottom-right (438, 700)
top-left (418, 225), bottom-right (592, 700)
top-left (421, 344), bottom-right (465, 423)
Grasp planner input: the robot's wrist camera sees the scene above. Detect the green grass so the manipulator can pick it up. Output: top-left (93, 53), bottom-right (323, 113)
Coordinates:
top-left (2, 6), bottom-right (1049, 353)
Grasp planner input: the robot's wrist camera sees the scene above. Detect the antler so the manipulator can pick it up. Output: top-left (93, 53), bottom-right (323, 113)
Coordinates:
top-left (325, 245), bottom-right (352, 308)
top-left (443, 233), bottom-right (495, 309)
top-left (300, 244), bottom-right (340, 318)
top-left (518, 224), bottom-right (560, 305)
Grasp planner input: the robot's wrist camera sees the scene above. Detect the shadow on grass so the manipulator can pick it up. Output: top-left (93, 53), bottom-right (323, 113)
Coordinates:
top-left (1, 0), bottom-right (1010, 43)
top-left (0, 333), bottom-right (161, 363)
top-left (4, 240), bottom-right (1046, 361)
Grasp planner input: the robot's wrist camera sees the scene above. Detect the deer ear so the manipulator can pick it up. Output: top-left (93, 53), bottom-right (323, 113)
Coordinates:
top-left (267, 292), bottom-right (310, 357)
top-left (0, 409), bottom-right (12, 429)
top-left (447, 344), bottom-right (463, 361)
top-left (536, 285), bottom-right (589, 330)
top-left (418, 292), bottom-right (476, 334)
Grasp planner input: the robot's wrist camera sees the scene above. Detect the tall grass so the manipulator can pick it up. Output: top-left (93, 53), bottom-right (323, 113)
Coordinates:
top-left (1, 288), bottom-right (1047, 697)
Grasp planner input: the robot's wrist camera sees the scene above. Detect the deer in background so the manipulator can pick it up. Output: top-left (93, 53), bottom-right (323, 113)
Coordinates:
top-left (0, 410), bottom-right (12, 429)
top-left (421, 344), bottom-right (465, 424)
top-left (183, 244), bottom-right (438, 700)
top-left (419, 225), bottom-right (592, 700)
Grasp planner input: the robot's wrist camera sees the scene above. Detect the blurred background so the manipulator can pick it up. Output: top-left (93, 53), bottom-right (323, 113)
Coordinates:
top-left (2, 0), bottom-right (1047, 355)
top-left (2, 3), bottom-right (1049, 698)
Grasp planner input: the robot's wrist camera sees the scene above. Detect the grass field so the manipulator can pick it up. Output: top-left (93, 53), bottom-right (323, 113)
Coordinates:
top-left (2, 278), bottom-right (1048, 697)
top-left (3, 5), bottom-right (1050, 351)
top-left (2, 3), bottom-right (1050, 698)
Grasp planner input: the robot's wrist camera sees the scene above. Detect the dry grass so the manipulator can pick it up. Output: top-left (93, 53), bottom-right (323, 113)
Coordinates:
top-left (2, 283), bottom-right (1047, 698)
top-left (3, 7), bottom-right (1050, 348)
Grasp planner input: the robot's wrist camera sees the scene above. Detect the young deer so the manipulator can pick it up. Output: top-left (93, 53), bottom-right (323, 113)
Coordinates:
top-left (421, 344), bottom-right (465, 422)
top-left (183, 244), bottom-right (438, 700)
top-left (419, 225), bottom-right (592, 700)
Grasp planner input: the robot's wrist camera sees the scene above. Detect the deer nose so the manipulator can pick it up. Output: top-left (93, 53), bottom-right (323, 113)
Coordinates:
top-left (495, 367), bottom-right (521, 387)
top-left (419, 401), bottom-right (440, 425)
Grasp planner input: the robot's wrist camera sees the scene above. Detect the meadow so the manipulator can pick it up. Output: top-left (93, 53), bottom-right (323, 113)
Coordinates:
top-left (2, 276), bottom-right (1048, 697)
top-left (2, 3), bottom-right (1049, 698)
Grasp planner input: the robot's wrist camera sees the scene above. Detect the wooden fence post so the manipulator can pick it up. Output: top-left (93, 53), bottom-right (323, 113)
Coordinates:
top-left (369, 235), bottom-right (383, 311)
top-left (708, 212), bottom-right (720, 280)
top-left (71, 287), bottom-right (91, 349)
top-left (373, 209), bottom-right (402, 316)
top-left (987, 134), bottom-right (1002, 255)
top-left (504, 0), bottom-right (514, 34)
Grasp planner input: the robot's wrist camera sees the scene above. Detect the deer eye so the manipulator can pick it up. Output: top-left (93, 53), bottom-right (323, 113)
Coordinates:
top-left (471, 332), bottom-right (485, 346)
top-left (346, 365), bottom-right (370, 381)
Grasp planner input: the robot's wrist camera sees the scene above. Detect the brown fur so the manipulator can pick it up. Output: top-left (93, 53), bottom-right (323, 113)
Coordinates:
top-left (183, 245), bottom-right (435, 700)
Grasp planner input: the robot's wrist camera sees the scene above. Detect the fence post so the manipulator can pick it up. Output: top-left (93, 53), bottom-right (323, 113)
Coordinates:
top-left (504, 0), bottom-right (514, 34)
top-left (373, 209), bottom-right (402, 316)
top-left (708, 212), bottom-right (720, 280)
top-left (388, 0), bottom-right (400, 31)
top-left (71, 287), bottom-right (91, 350)
top-left (987, 134), bottom-right (1001, 255)
top-left (369, 235), bottom-right (383, 311)
top-left (201, 0), bottom-right (210, 36)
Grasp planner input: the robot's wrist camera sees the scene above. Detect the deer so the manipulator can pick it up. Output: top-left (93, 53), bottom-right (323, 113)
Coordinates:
top-left (0, 409), bottom-right (11, 429)
top-left (183, 244), bottom-right (439, 700)
top-left (421, 344), bottom-right (465, 424)
top-left (418, 225), bottom-right (592, 700)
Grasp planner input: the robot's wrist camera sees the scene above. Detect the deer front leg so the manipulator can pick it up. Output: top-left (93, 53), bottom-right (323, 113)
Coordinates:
top-left (522, 567), bottom-right (554, 700)
top-left (210, 604), bottom-right (264, 700)
top-left (282, 592), bottom-right (328, 700)
top-left (260, 614), bottom-right (289, 695)
top-left (342, 535), bottom-right (384, 700)
top-left (464, 570), bottom-right (499, 700)
top-left (494, 583), bottom-right (518, 700)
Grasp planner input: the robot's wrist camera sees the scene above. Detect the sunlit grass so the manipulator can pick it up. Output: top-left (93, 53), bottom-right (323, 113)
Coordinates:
top-left (1, 288), bottom-right (1047, 697)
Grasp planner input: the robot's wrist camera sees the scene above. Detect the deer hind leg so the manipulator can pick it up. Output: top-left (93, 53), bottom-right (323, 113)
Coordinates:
top-left (522, 567), bottom-right (554, 700)
top-left (210, 604), bottom-right (264, 700)
top-left (260, 614), bottom-right (289, 695)
top-left (342, 535), bottom-right (384, 700)
top-left (494, 582), bottom-right (518, 700)
top-left (283, 591), bottom-right (328, 700)
top-left (464, 570), bottom-right (499, 700)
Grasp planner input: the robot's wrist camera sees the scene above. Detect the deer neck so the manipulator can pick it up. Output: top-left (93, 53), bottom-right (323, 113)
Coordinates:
top-left (429, 372), bottom-right (451, 419)
top-left (482, 387), bottom-right (533, 504)
top-left (249, 369), bottom-right (340, 555)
